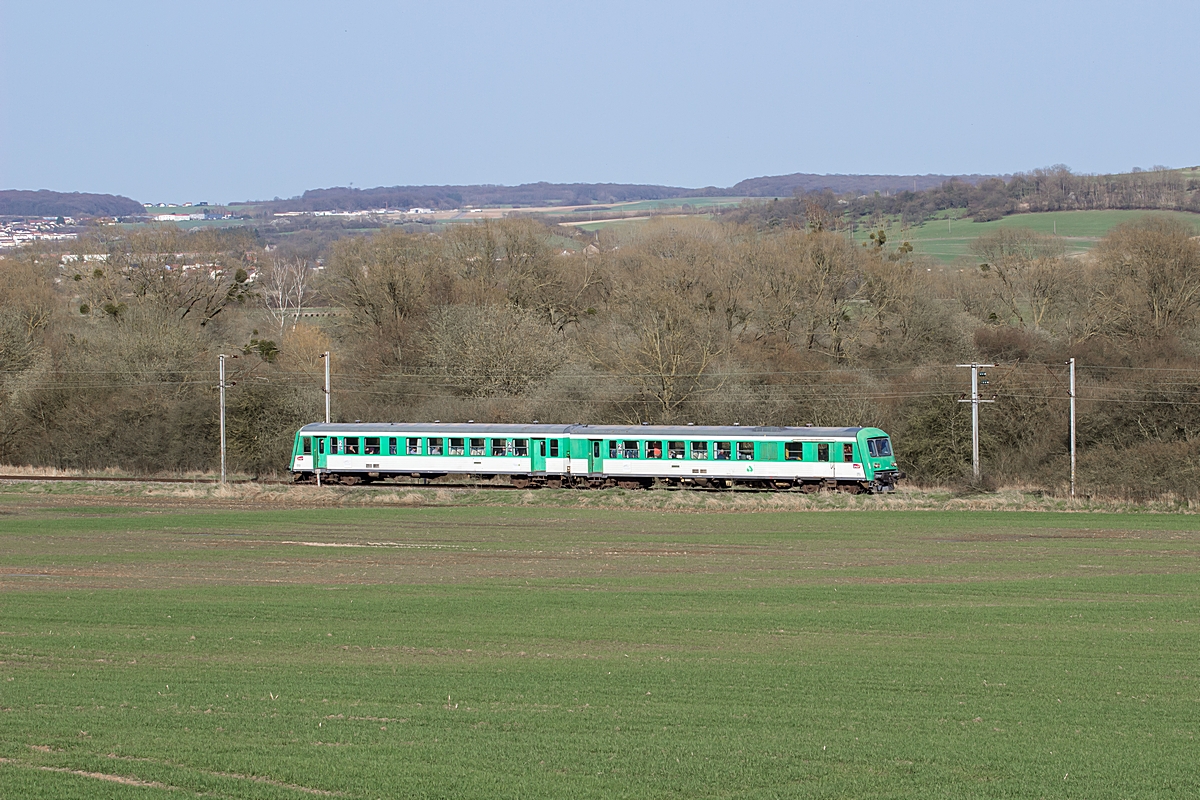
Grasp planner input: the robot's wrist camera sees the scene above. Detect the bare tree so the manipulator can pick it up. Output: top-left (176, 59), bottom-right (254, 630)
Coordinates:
top-left (425, 304), bottom-right (566, 397)
top-left (259, 253), bottom-right (310, 337)
top-left (971, 228), bottom-right (1068, 330)
top-left (1090, 217), bottom-right (1200, 341)
top-left (327, 230), bottom-right (443, 327)
top-left (103, 226), bottom-right (254, 326)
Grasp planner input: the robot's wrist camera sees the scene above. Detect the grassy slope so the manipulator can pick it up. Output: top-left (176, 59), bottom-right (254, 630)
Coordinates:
top-left (856, 209), bottom-right (1200, 263)
top-left (1, 492), bottom-right (1198, 798)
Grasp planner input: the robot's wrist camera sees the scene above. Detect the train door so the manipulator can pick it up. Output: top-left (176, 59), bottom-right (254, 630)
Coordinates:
top-left (588, 439), bottom-right (603, 473)
top-left (835, 441), bottom-right (857, 480)
top-left (315, 437), bottom-right (328, 470)
top-left (531, 439), bottom-right (547, 473)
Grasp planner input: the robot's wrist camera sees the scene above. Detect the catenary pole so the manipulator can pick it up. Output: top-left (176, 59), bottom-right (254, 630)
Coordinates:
top-left (1070, 359), bottom-right (1077, 495)
top-left (219, 354), bottom-right (227, 484)
top-left (323, 351), bottom-right (331, 423)
top-left (957, 363), bottom-right (995, 480)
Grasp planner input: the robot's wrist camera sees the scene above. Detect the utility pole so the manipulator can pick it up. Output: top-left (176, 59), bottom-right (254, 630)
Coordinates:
top-left (320, 351), bottom-right (330, 423)
top-left (1068, 358), bottom-right (1076, 497)
top-left (957, 363), bottom-right (995, 480)
top-left (219, 354), bottom-right (236, 483)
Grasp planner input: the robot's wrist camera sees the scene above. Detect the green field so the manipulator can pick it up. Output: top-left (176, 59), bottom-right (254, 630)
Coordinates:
top-left (856, 209), bottom-right (1200, 263)
top-left (2, 488), bottom-right (1199, 798)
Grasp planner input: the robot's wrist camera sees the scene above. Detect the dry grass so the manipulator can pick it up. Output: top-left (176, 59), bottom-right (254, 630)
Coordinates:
top-left (2, 473), bottom-right (1196, 514)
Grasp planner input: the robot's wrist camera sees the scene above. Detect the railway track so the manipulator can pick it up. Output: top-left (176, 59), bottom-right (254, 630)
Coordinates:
top-left (0, 474), bottom-right (518, 490)
top-left (0, 473), bottom-right (828, 493)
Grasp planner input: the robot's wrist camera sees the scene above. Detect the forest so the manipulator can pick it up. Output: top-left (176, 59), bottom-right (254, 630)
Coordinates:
top-left (0, 189), bottom-right (145, 218)
top-left (245, 173), bottom-right (987, 214)
top-left (1, 210), bottom-right (1199, 499)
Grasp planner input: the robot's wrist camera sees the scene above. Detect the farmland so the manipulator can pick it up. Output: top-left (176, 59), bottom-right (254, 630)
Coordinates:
top-left (2, 485), bottom-right (1198, 798)
top-left (566, 207), bottom-right (1200, 252)
top-left (851, 209), bottom-right (1200, 263)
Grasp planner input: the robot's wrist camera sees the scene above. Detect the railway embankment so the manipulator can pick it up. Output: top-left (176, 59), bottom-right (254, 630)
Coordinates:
top-left (1, 473), bottom-right (1195, 513)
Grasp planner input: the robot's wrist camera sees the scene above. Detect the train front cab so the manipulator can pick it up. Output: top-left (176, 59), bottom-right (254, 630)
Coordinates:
top-left (290, 431), bottom-right (327, 478)
top-left (857, 427), bottom-right (902, 492)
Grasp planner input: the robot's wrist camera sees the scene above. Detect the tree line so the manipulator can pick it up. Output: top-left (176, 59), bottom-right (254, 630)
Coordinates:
top-left (728, 166), bottom-right (1200, 229)
top-left (2, 213), bottom-right (1199, 499)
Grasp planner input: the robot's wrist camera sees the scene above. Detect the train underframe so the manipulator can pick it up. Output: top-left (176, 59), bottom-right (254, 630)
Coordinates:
top-left (295, 470), bottom-right (901, 493)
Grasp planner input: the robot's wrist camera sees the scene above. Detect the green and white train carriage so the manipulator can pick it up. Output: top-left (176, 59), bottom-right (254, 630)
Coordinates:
top-left (291, 423), bottom-right (902, 492)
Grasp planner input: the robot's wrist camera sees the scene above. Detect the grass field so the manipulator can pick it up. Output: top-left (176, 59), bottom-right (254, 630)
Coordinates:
top-left (2, 485), bottom-right (1198, 798)
top-left (574, 197), bottom-right (747, 214)
top-left (854, 209), bottom-right (1200, 263)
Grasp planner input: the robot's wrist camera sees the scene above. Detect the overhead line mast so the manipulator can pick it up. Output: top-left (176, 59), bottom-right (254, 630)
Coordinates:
top-left (957, 363), bottom-right (995, 481)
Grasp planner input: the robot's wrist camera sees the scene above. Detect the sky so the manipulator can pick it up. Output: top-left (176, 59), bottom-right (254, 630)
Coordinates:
top-left (2, 0), bottom-right (1198, 204)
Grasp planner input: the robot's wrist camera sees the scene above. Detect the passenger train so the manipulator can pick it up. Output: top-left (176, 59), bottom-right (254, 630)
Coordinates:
top-left (290, 422), bottom-right (902, 492)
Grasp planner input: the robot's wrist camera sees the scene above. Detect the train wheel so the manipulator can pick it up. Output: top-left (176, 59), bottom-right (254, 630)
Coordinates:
top-left (510, 476), bottom-right (532, 489)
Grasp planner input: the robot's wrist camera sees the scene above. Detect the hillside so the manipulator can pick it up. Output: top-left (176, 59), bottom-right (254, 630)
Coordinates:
top-left (0, 189), bottom-right (144, 217)
top-left (245, 173), bottom-right (993, 214)
top-left (726, 172), bottom-right (994, 197)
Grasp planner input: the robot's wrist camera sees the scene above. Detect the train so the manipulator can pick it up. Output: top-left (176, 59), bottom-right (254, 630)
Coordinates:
top-left (289, 422), bottom-right (903, 492)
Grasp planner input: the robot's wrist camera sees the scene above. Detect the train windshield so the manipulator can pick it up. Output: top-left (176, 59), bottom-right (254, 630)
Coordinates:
top-left (867, 437), bottom-right (893, 458)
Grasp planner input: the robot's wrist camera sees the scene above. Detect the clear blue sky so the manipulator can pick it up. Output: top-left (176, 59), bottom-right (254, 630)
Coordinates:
top-left (2, 0), bottom-right (1197, 204)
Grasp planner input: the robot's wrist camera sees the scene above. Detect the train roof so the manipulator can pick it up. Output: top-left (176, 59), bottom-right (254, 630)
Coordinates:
top-left (571, 425), bottom-right (870, 439)
top-left (299, 423), bottom-right (575, 435)
top-left (297, 423), bottom-right (882, 439)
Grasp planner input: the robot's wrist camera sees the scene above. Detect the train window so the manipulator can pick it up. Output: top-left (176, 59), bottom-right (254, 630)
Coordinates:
top-left (609, 440), bottom-right (619, 458)
top-left (668, 441), bottom-right (685, 459)
top-left (406, 437), bottom-right (420, 455)
top-left (450, 438), bottom-right (466, 456)
top-left (623, 440), bottom-right (639, 459)
top-left (714, 441), bottom-right (732, 460)
top-left (818, 443), bottom-right (830, 462)
top-left (491, 439), bottom-right (506, 457)
top-left (646, 441), bottom-right (663, 459)
top-left (538, 440), bottom-right (546, 457)
top-left (365, 437), bottom-right (381, 455)
top-left (389, 437), bottom-right (398, 455)
top-left (549, 440), bottom-right (559, 457)
top-left (345, 437), bottom-right (360, 455)
top-left (317, 438), bottom-right (325, 455)
top-left (691, 441), bottom-right (708, 460)
top-left (843, 443), bottom-right (854, 461)
top-left (785, 442), bottom-right (803, 461)
top-left (428, 438), bottom-right (444, 456)
top-left (737, 442), bottom-right (754, 460)
top-left (592, 441), bottom-right (601, 458)
top-left (302, 437), bottom-right (312, 455)
top-left (867, 437), bottom-right (893, 458)
top-left (514, 439), bottom-right (528, 456)
top-left (470, 438), bottom-right (486, 456)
